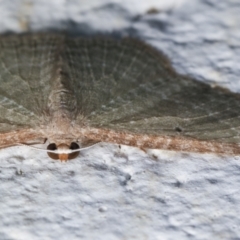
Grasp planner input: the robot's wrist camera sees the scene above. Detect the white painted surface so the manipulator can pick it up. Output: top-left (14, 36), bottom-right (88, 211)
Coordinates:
top-left (1, 0), bottom-right (240, 239)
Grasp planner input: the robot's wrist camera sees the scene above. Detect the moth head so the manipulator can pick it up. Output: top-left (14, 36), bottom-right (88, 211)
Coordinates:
top-left (47, 142), bottom-right (80, 161)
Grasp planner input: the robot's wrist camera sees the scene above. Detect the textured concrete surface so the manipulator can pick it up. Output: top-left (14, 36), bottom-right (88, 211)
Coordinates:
top-left (1, 0), bottom-right (240, 239)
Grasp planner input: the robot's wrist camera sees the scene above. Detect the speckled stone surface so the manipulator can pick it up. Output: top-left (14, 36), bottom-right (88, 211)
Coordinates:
top-left (0, 1), bottom-right (240, 239)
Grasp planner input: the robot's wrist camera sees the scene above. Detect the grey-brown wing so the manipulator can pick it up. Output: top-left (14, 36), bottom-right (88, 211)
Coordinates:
top-left (0, 34), bottom-right (62, 134)
top-left (0, 34), bottom-right (65, 147)
top-left (64, 38), bottom-right (240, 145)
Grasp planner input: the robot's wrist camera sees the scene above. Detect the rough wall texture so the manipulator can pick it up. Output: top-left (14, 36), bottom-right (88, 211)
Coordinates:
top-left (1, 0), bottom-right (240, 239)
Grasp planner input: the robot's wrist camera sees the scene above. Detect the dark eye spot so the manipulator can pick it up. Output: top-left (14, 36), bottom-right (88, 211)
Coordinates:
top-left (47, 143), bottom-right (57, 150)
top-left (68, 142), bottom-right (80, 160)
top-left (47, 143), bottom-right (59, 160)
top-left (175, 127), bottom-right (182, 132)
top-left (70, 142), bottom-right (80, 150)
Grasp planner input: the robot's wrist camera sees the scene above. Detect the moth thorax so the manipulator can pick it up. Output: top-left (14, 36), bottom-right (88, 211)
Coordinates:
top-left (47, 142), bottom-right (80, 161)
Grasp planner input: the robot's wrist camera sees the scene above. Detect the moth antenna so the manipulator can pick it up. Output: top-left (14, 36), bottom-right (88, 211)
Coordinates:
top-left (15, 142), bottom-right (99, 153)
top-left (16, 143), bottom-right (60, 153)
top-left (78, 142), bottom-right (99, 151)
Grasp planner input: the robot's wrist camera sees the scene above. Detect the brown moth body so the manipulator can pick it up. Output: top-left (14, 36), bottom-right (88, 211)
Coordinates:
top-left (0, 34), bottom-right (240, 160)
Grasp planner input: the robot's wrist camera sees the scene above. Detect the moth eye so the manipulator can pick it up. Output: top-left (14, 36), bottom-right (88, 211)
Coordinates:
top-left (47, 143), bottom-right (57, 150)
top-left (175, 127), bottom-right (183, 133)
top-left (68, 142), bottom-right (80, 160)
top-left (47, 143), bottom-right (59, 160)
top-left (70, 142), bottom-right (80, 150)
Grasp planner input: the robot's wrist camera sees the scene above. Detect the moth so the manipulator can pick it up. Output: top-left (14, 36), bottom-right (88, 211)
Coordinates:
top-left (0, 33), bottom-right (240, 161)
